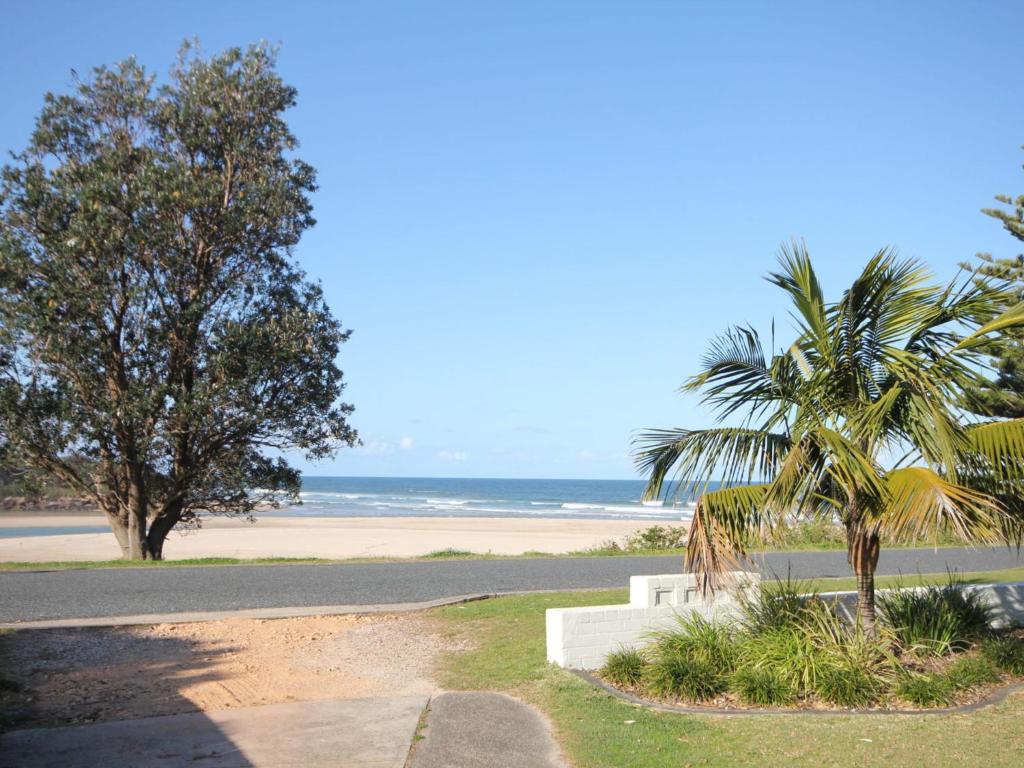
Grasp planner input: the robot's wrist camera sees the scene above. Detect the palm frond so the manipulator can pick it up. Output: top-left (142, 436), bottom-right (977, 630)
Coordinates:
top-left (808, 426), bottom-right (886, 505)
top-left (965, 419), bottom-right (1024, 481)
top-left (954, 302), bottom-right (1024, 351)
top-left (686, 483), bottom-right (771, 595)
top-left (633, 427), bottom-right (790, 500)
top-left (767, 240), bottom-right (831, 359)
top-left (882, 467), bottom-right (1004, 544)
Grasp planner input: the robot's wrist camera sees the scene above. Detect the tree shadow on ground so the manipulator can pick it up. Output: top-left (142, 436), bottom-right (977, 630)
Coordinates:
top-left (0, 626), bottom-right (255, 767)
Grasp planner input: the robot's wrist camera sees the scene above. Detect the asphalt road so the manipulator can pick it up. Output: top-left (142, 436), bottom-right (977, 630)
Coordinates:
top-left (1, 546), bottom-right (1022, 623)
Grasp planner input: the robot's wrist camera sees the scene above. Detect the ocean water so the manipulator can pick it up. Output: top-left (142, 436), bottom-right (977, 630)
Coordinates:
top-left (279, 476), bottom-right (701, 521)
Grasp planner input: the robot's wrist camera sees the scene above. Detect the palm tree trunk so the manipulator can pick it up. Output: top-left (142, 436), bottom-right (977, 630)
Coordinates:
top-left (847, 525), bottom-right (881, 634)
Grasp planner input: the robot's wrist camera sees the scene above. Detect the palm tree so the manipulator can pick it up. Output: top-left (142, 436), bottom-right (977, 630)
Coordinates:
top-left (635, 243), bottom-right (1024, 633)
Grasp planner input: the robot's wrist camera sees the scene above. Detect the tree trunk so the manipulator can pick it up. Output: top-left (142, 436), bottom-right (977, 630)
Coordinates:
top-left (146, 509), bottom-right (181, 561)
top-left (126, 505), bottom-right (151, 560)
top-left (847, 526), bottom-right (881, 634)
top-left (102, 507), bottom-right (131, 559)
top-left (124, 467), bottom-right (152, 560)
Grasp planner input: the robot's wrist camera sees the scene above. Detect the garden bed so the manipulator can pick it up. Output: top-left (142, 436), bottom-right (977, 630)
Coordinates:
top-left (579, 668), bottom-right (1024, 716)
top-left (594, 578), bottom-right (1024, 713)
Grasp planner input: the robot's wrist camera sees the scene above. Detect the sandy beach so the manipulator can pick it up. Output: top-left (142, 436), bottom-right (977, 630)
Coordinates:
top-left (0, 514), bottom-right (659, 562)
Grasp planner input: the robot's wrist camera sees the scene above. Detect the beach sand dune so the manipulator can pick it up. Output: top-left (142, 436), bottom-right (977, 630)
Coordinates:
top-left (0, 515), bottom-right (662, 562)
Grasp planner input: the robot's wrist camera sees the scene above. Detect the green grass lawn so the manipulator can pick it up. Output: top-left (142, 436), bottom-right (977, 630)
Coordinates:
top-left (432, 581), bottom-right (1024, 768)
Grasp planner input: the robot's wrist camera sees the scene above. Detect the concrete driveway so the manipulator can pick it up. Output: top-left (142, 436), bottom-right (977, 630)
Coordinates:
top-left (0, 695), bottom-right (428, 768)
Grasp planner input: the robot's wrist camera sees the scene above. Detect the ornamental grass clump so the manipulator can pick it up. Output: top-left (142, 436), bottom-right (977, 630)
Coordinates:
top-left (644, 655), bottom-right (728, 701)
top-left (600, 648), bottom-right (646, 687)
top-left (737, 596), bottom-right (894, 706)
top-left (878, 579), bottom-right (994, 656)
top-left (730, 667), bottom-right (796, 706)
top-left (643, 614), bottom-right (736, 701)
top-left (813, 663), bottom-right (881, 708)
top-left (981, 635), bottom-right (1024, 675)
top-left (896, 672), bottom-right (954, 707)
top-left (735, 577), bottom-right (821, 635)
top-left (946, 656), bottom-right (1001, 690)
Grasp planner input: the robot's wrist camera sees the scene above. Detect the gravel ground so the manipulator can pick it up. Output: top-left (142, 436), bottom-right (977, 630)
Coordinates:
top-left (0, 613), bottom-right (452, 728)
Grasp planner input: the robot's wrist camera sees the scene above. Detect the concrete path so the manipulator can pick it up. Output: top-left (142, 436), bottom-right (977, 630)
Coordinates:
top-left (2, 547), bottom-right (1022, 623)
top-left (0, 695), bottom-right (428, 768)
top-left (409, 692), bottom-right (566, 768)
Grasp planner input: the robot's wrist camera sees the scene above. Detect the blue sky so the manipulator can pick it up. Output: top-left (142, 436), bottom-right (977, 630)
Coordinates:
top-left (2, 2), bottom-right (1022, 479)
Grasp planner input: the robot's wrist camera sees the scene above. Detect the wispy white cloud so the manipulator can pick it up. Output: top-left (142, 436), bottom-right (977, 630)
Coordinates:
top-left (359, 439), bottom-right (393, 455)
top-left (399, 436), bottom-right (415, 450)
top-left (438, 450), bottom-right (470, 462)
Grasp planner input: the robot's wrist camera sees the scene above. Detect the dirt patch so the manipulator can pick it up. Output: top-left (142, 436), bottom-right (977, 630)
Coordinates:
top-left (0, 613), bottom-right (454, 728)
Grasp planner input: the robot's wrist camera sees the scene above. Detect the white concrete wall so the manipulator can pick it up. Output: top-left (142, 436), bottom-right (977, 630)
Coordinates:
top-left (546, 576), bottom-right (1024, 672)
top-left (823, 581), bottom-right (1024, 628)
top-left (545, 572), bottom-right (758, 670)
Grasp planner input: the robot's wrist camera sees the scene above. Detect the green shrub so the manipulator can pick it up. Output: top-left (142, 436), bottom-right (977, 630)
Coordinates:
top-left (878, 578), bottom-right (993, 656)
top-left (736, 576), bottom-right (822, 635)
top-left (737, 626), bottom-right (822, 695)
top-left (600, 648), bottom-right (646, 687)
top-left (946, 656), bottom-right (1000, 690)
top-left (813, 663), bottom-right (880, 708)
top-left (644, 655), bottom-right (728, 701)
top-left (896, 672), bottom-right (954, 707)
top-left (981, 636), bottom-right (1024, 675)
top-left (737, 597), bottom-right (894, 703)
top-left (731, 667), bottom-right (796, 706)
top-left (643, 614), bottom-right (735, 701)
top-left (649, 613), bottom-right (737, 671)
top-left (623, 525), bottom-right (687, 551)
top-left (768, 519), bottom-right (847, 550)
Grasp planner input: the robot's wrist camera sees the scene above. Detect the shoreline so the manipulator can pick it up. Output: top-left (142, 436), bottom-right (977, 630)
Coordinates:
top-left (0, 514), bottom-right (659, 562)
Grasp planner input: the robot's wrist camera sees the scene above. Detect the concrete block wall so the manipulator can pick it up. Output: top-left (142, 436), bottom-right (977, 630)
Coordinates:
top-left (546, 577), bottom-right (1024, 671)
top-left (823, 581), bottom-right (1024, 628)
top-left (546, 572), bottom-right (759, 670)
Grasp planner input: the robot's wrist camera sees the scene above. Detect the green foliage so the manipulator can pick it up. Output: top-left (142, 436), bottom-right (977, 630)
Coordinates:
top-left (813, 663), bottom-right (880, 708)
top-left (600, 648), bottom-right (646, 687)
top-left (422, 549), bottom-right (476, 559)
top-left (946, 656), bottom-right (1001, 690)
top-left (644, 655), bottom-right (728, 701)
top-left (645, 614), bottom-right (735, 701)
top-left (737, 627), bottom-right (823, 695)
top-left (961, 151), bottom-right (1024, 419)
top-left (0, 42), bottom-right (357, 559)
top-left (896, 673), bottom-right (954, 707)
top-left (649, 613), bottom-right (738, 672)
top-left (634, 243), bottom-right (1024, 625)
top-left (766, 518), bottom-right (847, 549)
top-left (623, 525), bottom-right (687, 550)
top-left (981, 635), bottom-right (1024, 675)
top-left (730, 667), bottom-right (796, 706)
top-left (878, 580), bottom-right (994, 655)
top-left (734, 588), bottom-right (893, 706)
top-left (735, 577), bottom-right (821, 635)
top-left (960, 255), bottom-right (1024, 418)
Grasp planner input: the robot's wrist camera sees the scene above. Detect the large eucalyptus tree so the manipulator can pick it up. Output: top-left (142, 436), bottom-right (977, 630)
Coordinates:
top-left (635, 244), bottom-right (1024, 632)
